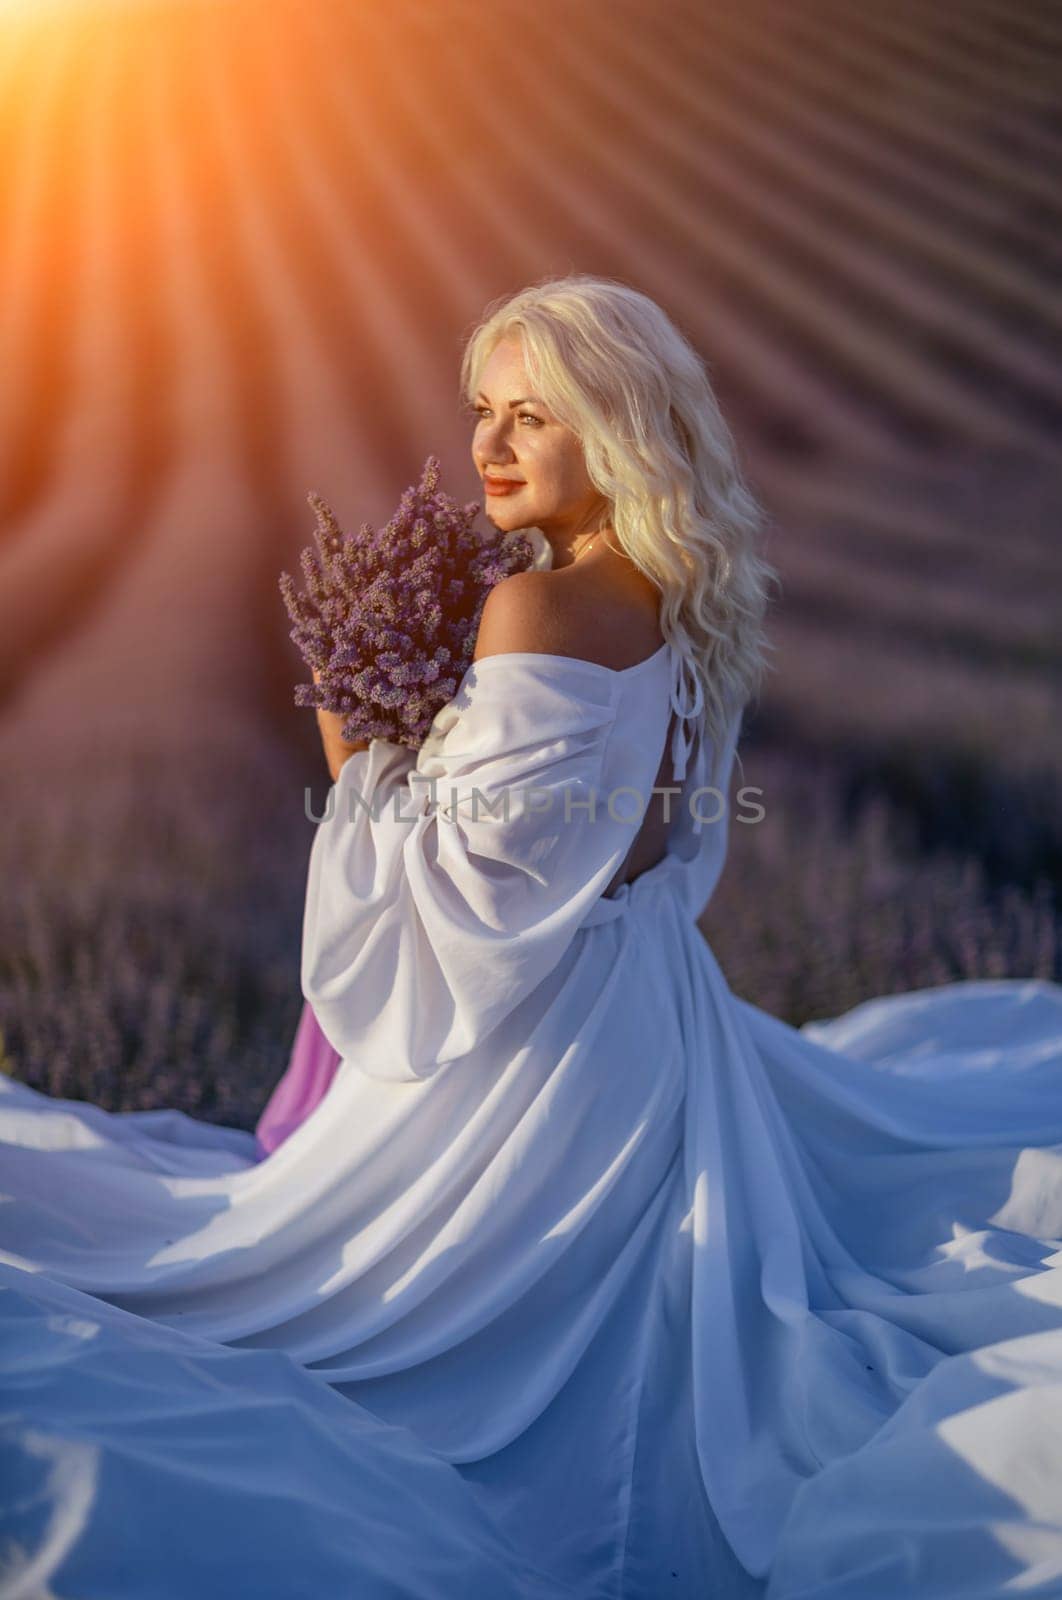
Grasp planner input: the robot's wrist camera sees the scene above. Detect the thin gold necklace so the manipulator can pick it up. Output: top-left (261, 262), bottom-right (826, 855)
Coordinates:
top-left (573, 532), bottom-right (601, 565)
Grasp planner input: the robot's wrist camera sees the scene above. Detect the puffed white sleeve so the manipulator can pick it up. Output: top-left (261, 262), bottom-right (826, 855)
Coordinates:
top-left (300, 657), bottom-right (635, 1082)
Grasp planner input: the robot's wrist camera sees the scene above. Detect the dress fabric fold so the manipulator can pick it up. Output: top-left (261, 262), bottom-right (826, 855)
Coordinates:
top-left (2, 640), bottom-right (1062, 1600)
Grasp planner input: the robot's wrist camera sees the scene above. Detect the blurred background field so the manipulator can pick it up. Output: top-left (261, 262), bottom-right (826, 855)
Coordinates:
top-left (0, 0), bottom-right (1058, 1128)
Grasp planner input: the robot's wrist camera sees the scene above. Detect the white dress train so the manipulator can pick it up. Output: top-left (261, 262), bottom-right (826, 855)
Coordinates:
top-left (2, 639), bottom-right (1061, 1599)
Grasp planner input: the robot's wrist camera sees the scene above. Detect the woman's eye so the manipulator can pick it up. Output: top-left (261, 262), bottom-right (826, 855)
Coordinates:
top-left (470, 406), bottom-right (542, 427)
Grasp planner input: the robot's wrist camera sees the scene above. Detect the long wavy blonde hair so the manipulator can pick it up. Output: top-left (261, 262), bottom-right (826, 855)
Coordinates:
top-left (459, 273), bottom-right (780, 786)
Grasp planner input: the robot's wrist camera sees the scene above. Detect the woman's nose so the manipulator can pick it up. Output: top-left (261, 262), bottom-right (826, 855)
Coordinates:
top-left (479, 426), bottom-right (516, 467)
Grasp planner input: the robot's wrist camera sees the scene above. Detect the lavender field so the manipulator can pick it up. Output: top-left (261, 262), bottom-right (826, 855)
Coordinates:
top-left (0, 0), bottom-right (1059, 1130)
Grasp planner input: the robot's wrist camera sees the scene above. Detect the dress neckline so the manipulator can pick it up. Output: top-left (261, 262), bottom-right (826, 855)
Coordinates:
top-left (466, 641), bottom-right (703, 821)
top-left (470, 641), bottom-right (669, 680)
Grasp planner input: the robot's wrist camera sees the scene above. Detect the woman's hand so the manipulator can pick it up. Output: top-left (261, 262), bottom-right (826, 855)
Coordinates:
top-left (312, 668), bottom-right (370, 782)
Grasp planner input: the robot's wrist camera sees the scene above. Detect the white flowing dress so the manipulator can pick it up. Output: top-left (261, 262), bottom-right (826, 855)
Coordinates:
top-left (3, 639), bottom-right (1062, 1600)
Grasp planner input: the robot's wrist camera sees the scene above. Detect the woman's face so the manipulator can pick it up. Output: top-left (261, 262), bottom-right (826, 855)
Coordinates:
top-left (470, 337), bottom-right (609, 554)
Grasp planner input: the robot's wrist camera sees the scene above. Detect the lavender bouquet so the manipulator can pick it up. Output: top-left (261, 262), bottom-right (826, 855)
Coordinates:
top-left (279, 455), bottom-right (552, 751)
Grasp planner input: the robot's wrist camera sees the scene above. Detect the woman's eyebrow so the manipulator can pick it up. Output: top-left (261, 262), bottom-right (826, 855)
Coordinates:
top-left (474, 391), bottom-right (546, 407)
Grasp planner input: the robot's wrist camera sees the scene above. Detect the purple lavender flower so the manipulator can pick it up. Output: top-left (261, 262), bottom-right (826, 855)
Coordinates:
top-left (280, 456), bottom-right (545, 749)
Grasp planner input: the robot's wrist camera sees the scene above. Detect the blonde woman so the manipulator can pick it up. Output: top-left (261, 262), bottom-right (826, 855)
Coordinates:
top-left (3, 275), bottom-right (1062, 1600)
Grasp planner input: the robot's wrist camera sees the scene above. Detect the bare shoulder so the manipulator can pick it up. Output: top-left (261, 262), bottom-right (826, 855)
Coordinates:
top-left (473, 564), bottom-right (663, 670)
top-left (473, 571), bottom-right (556, 662)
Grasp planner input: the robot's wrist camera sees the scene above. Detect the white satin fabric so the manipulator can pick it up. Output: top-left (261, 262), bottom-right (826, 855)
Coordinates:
top-left (2, 641), bottom-right (1062, 1599)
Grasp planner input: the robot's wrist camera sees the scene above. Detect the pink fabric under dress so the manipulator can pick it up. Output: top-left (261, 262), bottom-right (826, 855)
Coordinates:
top-left (255, 1000), bottom-right (342, 1158)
